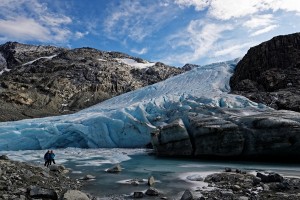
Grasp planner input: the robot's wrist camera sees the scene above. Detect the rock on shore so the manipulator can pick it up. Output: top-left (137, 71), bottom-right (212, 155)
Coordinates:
top-left (0, 155), bottom-right (89, 200)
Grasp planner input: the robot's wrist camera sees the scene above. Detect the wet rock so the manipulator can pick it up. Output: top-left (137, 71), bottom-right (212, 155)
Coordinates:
top-left (0, 155), bottom-right (9, 160)
top-left (148, 176), bottom-right (155, 186)
top-left (257, 172), bottom-right (283, 183)
top-left (62, 190), bottom-right (90, 200)
top-left (145, 187), bottom-right (159, 196)
top-left (82, 175), bottom-right (96, 180)
top-left (133, 191), bottom-right (144, 198)
top-left (180, 189), bottom-right (193, 200)
top-left (131, 181), bottom-right (139, 186)
top-left (187, 174), bottom-right (204, 181)
top-left (106, 164), bottom-right (122, 173)
top-left (252, 177), bottom-right (261, 186)
top-left (29, 186), bottom-right (58, 200)
top-left (225, 168), bottom-right (232, 172)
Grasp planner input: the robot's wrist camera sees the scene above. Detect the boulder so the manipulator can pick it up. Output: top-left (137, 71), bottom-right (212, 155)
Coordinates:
top-left (49, 164), bottom-right (65, 172)
top-left (29, 186), bottom-right (58, 200)
top-left (152, 109), bottom-right (300, 159)
top-left (257, 172), bottom-right (284, 183)
top-left (62, 190), bottom-right (90, 200)
top-left (188, 115), bottom-right (244, 156)
top-left (180, 189), bottom-right (193, 200)
top-left (133, 191), bottom-right (144, 198)
top-left (145, 187), bottom-right (159, 196)
top-left (238, 111), bottom-right (300, 157)
top-left (107, 164), bottom-right (122, 173)
top-left (0, 155), bottom-right (9, 160)
top-left (82, 175), bottom-right (96, 180)
top-left (151, 119), bottom-right (193, 156)
top-left (148, 176), bottom-right (155, 186)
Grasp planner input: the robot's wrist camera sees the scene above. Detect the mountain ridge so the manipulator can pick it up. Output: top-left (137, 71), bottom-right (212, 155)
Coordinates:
top-left (0, 42), bottom-right (185, 122)
top-left (230, 32), bottom-right (300, 112)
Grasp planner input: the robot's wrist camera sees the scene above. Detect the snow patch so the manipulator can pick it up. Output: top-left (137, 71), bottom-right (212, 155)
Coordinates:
top-left (22, 54), bottom-right (57, 66)
top-left (0, 67), bottom-right (11, 75)
top-left (115, 58), bottom-right (155, 69)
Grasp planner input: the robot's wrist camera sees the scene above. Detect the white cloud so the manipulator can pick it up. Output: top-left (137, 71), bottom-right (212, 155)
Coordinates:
top-left (103, 1), bottom-right (178, 42)
top-left (250, 24), bottom-right (278, 36)
top-left (214, 42), bottom-right (254, 57)
top-left (244, 14), bottom-right (275, 29)
top-left (175, 0), bottom-right (210, 11)
top-left (130, 48), bottom-right (148, 55)
top-left (0, 17), bottom-right (50, 41)
top-left (74, 31), bottom-right (89, 39)
top-left (0, 0), bottom-right (75, 43)
top-left (208, 0), bottom-right (263, 20)
top-left (165, 20), bottom-right (233, 64)
top-left (174, 0), bottom-right (300, 20)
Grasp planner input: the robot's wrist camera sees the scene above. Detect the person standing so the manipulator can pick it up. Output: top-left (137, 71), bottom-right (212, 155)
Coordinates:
top-left (44, 150), bottom-right (50, 167)
top-left (50, 150), bottom-right (56, 165)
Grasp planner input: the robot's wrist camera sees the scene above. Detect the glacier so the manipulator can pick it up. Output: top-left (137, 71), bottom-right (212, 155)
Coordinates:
top-left (0, 59), bottom-right (269, 150)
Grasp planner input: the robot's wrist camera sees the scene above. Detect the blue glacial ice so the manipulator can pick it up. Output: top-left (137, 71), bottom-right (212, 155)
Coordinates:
top-left (0, 59), bottom-right (269, 150)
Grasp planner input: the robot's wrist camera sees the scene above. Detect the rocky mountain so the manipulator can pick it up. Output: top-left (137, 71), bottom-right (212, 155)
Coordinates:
top-left (0, 42), bottom-right (184, 122)
top-left (230, 32), bottom-right (300, 112)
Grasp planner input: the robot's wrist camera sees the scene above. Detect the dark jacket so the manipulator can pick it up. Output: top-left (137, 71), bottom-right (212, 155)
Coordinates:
top-left (44, 152), bottom-right (50, 160)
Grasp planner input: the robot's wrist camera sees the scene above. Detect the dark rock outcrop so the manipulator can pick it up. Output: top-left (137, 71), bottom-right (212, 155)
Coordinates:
top-left (151, 109), bottom-right (300, 158)
top-left (0, 42), bottom-right (185, 122)
top-left (230, 32), bottom-right (300, 112)
top-left (151, 119), bottom-right (193, 156)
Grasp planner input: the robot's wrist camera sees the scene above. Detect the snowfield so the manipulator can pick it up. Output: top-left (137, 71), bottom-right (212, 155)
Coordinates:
top-left (0, 59), bottom-right (269, 150)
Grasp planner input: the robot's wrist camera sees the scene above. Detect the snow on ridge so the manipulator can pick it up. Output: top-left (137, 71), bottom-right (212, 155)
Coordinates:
top-left (0, 67), bottom-right (11, 75)
top-left (22, 54), bottom-right (57, 66)
top-left (115, 58), bottom-right (155, 69)
top-left (0, 59), bottom-right (269, 151)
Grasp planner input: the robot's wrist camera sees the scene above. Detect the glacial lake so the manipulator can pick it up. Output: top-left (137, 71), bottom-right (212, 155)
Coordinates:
top-left (2, 148), bottom-right (300, 199)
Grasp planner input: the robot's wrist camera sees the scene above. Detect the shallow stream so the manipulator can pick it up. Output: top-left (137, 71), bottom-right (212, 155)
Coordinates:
top-left (2, 148), bottom-right (300, 199)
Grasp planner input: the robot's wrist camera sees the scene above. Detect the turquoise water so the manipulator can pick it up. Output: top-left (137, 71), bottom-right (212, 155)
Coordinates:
top-left (2, 148), bottom-right (300, 199)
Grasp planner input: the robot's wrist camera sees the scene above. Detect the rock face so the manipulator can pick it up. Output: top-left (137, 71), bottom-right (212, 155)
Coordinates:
top-left (0, 42), bottom-right (184, 122)
top-left (151, 109), bottom-right (300, 158)
top-left (230, 32), bottom-right (300, 112)
top-left (151, 119), bottom-right (193, 156)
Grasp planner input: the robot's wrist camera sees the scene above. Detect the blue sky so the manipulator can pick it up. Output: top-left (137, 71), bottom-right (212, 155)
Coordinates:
top-left (0, 0), bottom-right (299, 67)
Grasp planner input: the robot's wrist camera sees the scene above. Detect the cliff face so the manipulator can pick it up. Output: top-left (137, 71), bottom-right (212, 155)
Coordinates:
top-left (230, 32), bottom-right (300, 112)
top-left (0, 42), bottom-right (184, 122)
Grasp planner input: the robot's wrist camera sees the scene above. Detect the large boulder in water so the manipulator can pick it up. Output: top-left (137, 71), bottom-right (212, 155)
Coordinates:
top-left (151, 119), bottom-right (193, 156)
top-left (151, 109), bottom-right (300, 159)
top-left (188, 115), bottom-right (244, 156)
